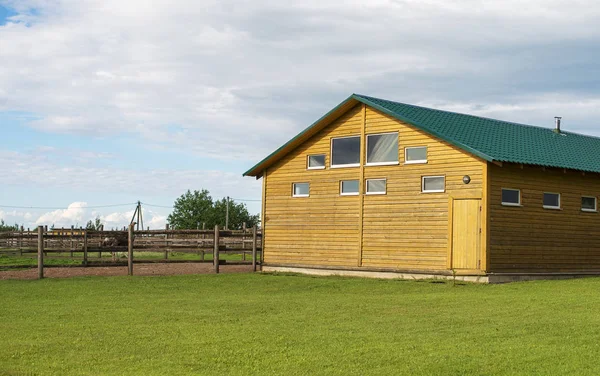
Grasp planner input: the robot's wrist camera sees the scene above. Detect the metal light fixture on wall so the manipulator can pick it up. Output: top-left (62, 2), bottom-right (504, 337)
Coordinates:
top-left (462, 175), bottom-right (471, 184)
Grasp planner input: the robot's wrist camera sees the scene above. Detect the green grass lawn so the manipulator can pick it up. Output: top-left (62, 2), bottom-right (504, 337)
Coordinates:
top-left (2, 274), bottom-right (600, 375)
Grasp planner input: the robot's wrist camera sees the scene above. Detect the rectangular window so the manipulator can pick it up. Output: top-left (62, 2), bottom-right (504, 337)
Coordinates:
top-left (366, 133), bottom-right (399, 165)
top-left (543, 192), bottom-right (560, 209)
top-left (501, 188), bottom-right (521, 206)
top-left (292, 183), bottom-right (309, 197)
top-left (307, 154), bottom-right (326, 169)
top-left (366, 179), bottom-right (386, 195)
top-left (582, 196), bottom-right (597, 212)
top-left (422, 176), bottom-right (445, 193)
top-left (340, 180), bottom-right (359, 196)
top-left (331, 136), bottom-right (360, 167)
top-left (405, 146), bottom-right (428, 164)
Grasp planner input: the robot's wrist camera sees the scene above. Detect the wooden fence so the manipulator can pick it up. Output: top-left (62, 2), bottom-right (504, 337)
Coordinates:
top-left (0, 225), bottom-right (262, 279)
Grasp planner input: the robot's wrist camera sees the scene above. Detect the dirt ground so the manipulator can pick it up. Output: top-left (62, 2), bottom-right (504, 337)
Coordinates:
top-left (0, 263), bottom-right (255, 280)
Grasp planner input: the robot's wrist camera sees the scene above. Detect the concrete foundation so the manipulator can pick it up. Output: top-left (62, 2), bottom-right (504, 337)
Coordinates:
top-left (263, 266), bottom-right (600, 284)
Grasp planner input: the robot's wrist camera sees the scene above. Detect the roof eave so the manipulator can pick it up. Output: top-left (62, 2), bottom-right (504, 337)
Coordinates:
top-left (243, 94), bottom-right (360, 177)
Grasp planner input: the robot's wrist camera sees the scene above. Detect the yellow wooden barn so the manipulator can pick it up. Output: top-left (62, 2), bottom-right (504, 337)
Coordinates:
top-left (244, 94), bottom-right (600, 282)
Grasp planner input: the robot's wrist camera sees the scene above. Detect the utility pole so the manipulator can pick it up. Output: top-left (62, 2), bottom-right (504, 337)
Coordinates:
top-left (225, 196), bottom-right (230, 230)
top-left (130, 201), bottom-right (144, 231)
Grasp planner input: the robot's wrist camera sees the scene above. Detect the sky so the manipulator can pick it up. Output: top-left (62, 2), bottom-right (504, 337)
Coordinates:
top-left (0, 0), bottom-right (599, 229)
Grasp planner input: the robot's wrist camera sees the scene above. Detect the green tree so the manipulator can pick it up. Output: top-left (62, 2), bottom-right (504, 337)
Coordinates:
top-left (167, 190), bottom-right (215, 229)
top-left (167, 190), bottom-right (259, 230)
top-left (213, 198), bottom-right (259, 230)
top-left (86, 216), bottom-right (103, 230)
top-left (0, 220), bottom-right (18, 232)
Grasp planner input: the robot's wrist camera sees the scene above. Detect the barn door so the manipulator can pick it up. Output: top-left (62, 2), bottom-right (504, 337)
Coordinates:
top-left (451, 199), bottom-right (481, 270)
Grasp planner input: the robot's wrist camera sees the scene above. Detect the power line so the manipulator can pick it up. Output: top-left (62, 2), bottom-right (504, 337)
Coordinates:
top-left (143, 203), bottom-right (174, 209)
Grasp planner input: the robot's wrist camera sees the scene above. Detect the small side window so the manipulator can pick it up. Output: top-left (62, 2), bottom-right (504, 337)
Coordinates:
top-left (292, 183), bottom-right (309, 197)
top-left (422, 176), bottom-right (445, 193)
top-left (543, 192), bottom-right (560, 209)
top-left (582, 196), bottom-right (597, 212)
top-left (340, 180), bottom-right (359, 196)
top-left (501, 188), bottom-right (521, 206)
top-left (405, 147), bottom-right (428, 164)
top-left (307, 155), bottom-right (326, 170)
top-left (366, 179), bottom-right (386, 195)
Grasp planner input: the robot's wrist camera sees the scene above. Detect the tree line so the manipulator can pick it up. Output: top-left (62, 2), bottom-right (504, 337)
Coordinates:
top-left (167, 189), bottom-right (259, 230)
top-left (0, 189), bottom-right (259, 232)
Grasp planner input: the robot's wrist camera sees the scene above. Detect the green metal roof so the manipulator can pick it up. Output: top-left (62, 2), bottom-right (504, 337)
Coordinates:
top-left (244, 94), bottom-right (600, 176)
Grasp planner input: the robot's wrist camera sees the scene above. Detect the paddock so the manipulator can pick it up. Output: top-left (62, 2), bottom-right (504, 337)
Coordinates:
top-left (0, 226), bottom-right (262, 279)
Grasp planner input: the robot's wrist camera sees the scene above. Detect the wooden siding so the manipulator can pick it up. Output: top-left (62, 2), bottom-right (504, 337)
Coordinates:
top-left (263, 105), bottom-right (363, 267)
top-left (263, 104), bottom-right (486, 270)
top-left (489, 163), bottom-right (600, 272)
top-left (361, 107), bottom-right (484, 270)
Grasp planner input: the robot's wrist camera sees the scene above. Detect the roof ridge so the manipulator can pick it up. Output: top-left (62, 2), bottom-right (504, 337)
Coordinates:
top-left (352, 93), bottom-right (567, 134)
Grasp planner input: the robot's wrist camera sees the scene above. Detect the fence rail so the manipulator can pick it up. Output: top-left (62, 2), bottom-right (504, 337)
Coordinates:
top-left (0, 225), bottom-right (262, 279)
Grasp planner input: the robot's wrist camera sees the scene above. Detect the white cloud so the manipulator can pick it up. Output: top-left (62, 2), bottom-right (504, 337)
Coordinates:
top-left (0, 148), bottom-right (261, 197)
top-left (1, 0), bottom-right (599, 162)
top-left (35, 202), bottom-right (88, 227)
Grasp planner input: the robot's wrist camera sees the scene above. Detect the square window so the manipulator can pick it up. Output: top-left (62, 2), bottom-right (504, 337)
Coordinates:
top-left (405, 147), bottom-right (427, 164)
top-left (340, 180), bottom-right (359, 196)
top-left (582, 196), bottom-right (597, 212)
top-left (331, 136), bottom-right (360, 167)
top-left (292, 183), bottom-right (309, 197)
top-left (422, 176), bottom-right (445, 193)
top-left (543, 192), bottom-right (560, 209)
top-left (366, 133), bottom-right (399, 165)
top-left (366, 179), bottom-right (386, 195)
top-left (501, 188), bottom-right (521, 206)
top-left (307, 155), bottom-right (326, 169)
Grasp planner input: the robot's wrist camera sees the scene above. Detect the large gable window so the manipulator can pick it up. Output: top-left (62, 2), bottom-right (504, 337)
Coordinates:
top-left (366, 133), bottom-right (399, 165)
top-left (331, 136), bottom-right (360, 168)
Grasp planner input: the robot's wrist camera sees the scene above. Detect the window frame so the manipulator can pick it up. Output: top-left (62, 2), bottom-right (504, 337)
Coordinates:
top-left (404, 146), bottom-right (428, 164)
top-left (421, 175), bottom-right (446, 193)
top-left (501, 188), bottom-right (521, 206)
top-left (340, 180), bottom-right (360, 196)
top-left (581, 196), bottom-right (598, 212)
top-left (365, 132), bottom-right (399, 166)
top-left (330, 135), bottom-right (361, 169)
top-left (542, 192), bottom-right (561, 210)
top-left (292, 182), bottom-right (310, 198)
top-left (307, 154), bottom-right (326, 170)
top-left (365, 178), bottom-right (387, 195)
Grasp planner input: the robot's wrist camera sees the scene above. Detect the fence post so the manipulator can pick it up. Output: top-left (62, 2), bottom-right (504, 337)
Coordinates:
top-left (19, 226), bottom-right (23, 256)
top-left (44, 225), bottom-right (48, 256)
top-left (214, 225), bottom-right (220, 274)
top-left (128, 224), bottom-right (134, 276)
top-left (83, 229), bottom-right (88, 266)
top-left (164, 224), bottom-right (169, 260)
top-left (252, 225), bottom-right (257, 272)
top-left (70, 225), bottom-right (74, 257)
top-left (37, 226), bottom-right (44, 279)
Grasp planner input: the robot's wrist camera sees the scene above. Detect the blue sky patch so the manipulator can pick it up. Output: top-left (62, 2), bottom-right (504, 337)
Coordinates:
top-left (0, 4), bottom-right (16, 26)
